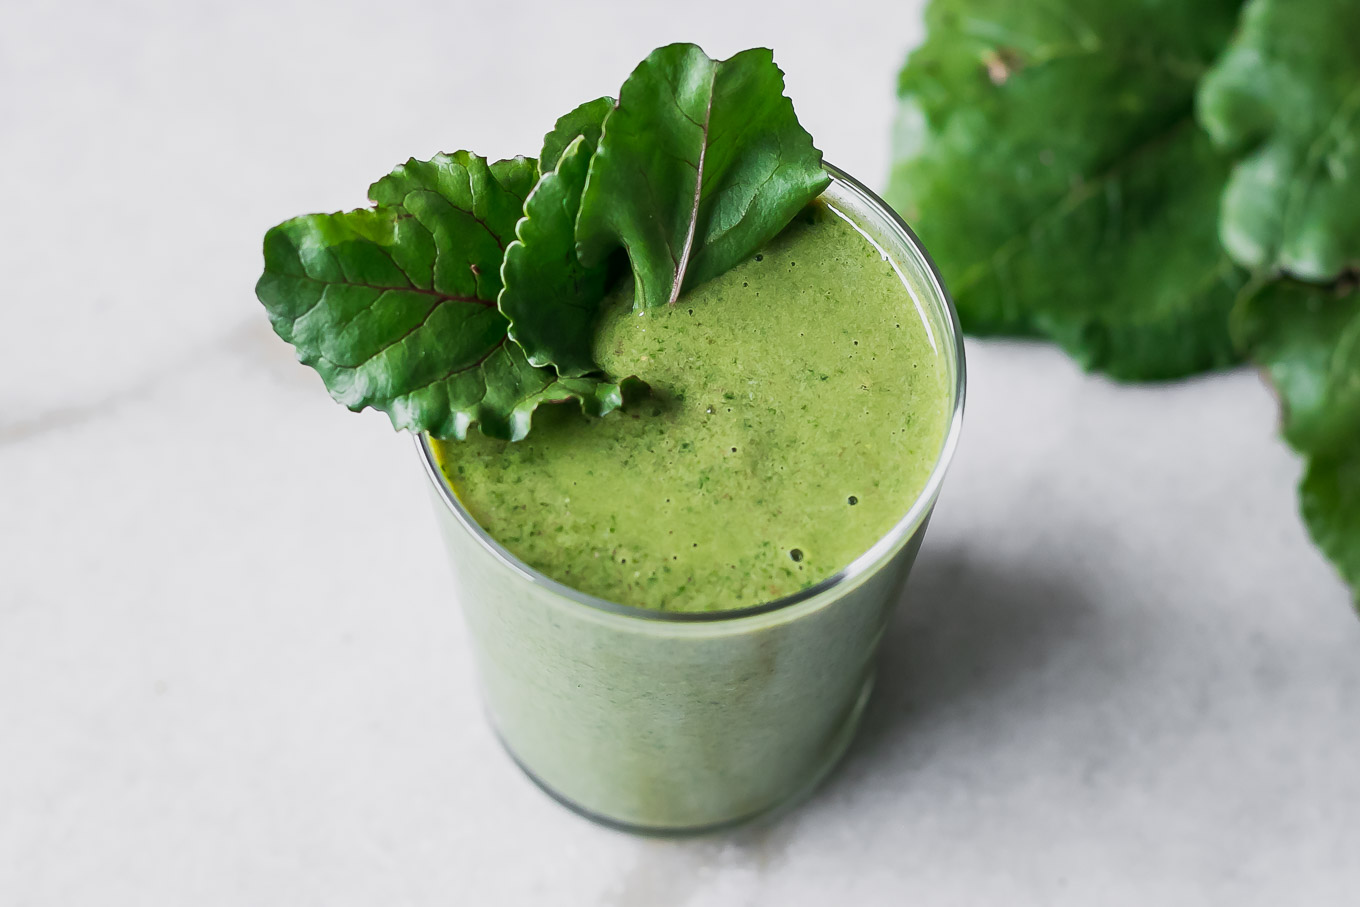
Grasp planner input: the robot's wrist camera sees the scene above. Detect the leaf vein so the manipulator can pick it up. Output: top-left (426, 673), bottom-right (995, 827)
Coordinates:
top-left (671, 66), bottom-right (717, 303)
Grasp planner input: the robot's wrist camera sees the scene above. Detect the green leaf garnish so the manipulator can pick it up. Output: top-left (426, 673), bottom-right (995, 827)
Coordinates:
top-left (887, 0), bottom-right (1247, 380)
top-left (500, 135), bottom-right (610, 377)
top-left (257, 45), bottom-right (827, 441)
top-left (255, 150), bottom-right (626, 440)
top-left (1198, 0), bottom-right (1360, 281)
top-left (576, 43), bottom-right (830, 309)
top-left (1235, 278), bottom-right (1360, 602)
top-left (540, 96), bottom-right (614, 172)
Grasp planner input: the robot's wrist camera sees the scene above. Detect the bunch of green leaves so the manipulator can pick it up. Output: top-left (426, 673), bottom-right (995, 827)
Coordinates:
top-left (888, 0), bottom-right (1360, 604)
top-left (1205, 0), bottom-right (1360, 605)
top-left (256, 44), bottom-right (828, 441)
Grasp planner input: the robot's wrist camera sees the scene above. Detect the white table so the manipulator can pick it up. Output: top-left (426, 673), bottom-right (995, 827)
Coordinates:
top-left (3, 1), bottom-right (1357, 903)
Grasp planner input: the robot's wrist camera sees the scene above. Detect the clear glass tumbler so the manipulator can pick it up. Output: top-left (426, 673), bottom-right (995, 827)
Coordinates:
top-left (417, 165), bottom-right (966, 834)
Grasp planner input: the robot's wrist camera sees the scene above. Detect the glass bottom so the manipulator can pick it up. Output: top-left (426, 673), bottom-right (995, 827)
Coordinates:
top-left (491, 672), bottom-right (877, 837)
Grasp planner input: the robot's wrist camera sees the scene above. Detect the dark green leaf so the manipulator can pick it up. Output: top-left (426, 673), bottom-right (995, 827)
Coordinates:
top-left (540, 96), bottom-right (614, 172)
top-left (368, 152), bottom-right (539, 277)
top-left (576, 43), bottom-right (830, 309)
top-left (500, 135), bottom-right (610, 377)
top-left (1235, 277), bottom-right (1360, 604)
top-left (1301, 452), bottom-right (1360, 606)
top-left (256, 151), bottom-right (626, 441)
top-left (1233, 279), bottom-right (1360, 456)
top-left (888, 0), bottom-right (1247, 379)
top-left (1198, 0), bottom-right (1360, 281)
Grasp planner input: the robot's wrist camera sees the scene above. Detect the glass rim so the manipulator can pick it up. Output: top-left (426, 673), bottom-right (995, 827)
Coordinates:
top-left (416, 162), bottom-right (967, 624)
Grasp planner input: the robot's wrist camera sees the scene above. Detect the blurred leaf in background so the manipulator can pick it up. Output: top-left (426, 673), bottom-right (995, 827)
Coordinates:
top-left (888, 0), bottom-right (1246, 380)
top-left (888, 0), bottom-right (1360, 605)
top-left (1235, 280), bottom-right (1360, 599)
top-left (1203, 0), bottom-right (1360, 605)
top-left (1198, 0), bottom-right (1360, 282)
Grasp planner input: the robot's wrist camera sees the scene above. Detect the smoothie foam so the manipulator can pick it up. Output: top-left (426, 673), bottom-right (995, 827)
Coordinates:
top-left (433, 201), bottom-right (950, 612)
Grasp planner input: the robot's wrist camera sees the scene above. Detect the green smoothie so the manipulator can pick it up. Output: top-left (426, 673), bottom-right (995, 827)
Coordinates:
top-left (433, 202), bottom-right (950, 612)
top-left (422, 172), bottom-right (963, 831)
top-left (251, 40), bottom-right (963, 831)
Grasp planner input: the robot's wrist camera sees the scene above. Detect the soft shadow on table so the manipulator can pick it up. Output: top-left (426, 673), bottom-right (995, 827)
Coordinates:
top-left (598, 549), bottom-right (1097, 906)
top-left (846, 548), bottom-right (1096, 766)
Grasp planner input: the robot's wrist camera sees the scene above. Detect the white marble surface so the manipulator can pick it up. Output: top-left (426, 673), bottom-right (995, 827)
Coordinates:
top-left (3, 0), bottom-right (1358, 903)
